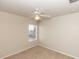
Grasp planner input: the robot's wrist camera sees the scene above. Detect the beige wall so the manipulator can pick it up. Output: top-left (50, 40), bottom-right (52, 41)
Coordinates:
top-left (0, 11), bottom-right (36, 58)
top-left (39, 12), bottom-right (79, 58)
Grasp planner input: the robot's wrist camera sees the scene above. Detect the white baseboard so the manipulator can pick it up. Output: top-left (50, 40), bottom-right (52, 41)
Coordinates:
top-left (0, 45), bottom-right (37, 59)
top-left (40, 44), bottom-right (79, 59)
top-left (1, 43), bottom-right (79, 59)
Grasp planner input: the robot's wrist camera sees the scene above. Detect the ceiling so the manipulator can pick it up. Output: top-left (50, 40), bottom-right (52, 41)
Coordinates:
top-left (0, 0), bottom-right (79, 17)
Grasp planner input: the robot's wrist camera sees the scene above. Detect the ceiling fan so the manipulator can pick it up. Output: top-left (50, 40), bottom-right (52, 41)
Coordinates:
top-left (30, 8), bottom-right (51, 21)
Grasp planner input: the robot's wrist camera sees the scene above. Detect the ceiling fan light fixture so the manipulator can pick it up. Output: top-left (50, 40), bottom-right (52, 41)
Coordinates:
top-left (34, 15), bottom-right (40, 21)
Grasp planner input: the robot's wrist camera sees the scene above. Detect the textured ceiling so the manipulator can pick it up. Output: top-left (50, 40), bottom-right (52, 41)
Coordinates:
top-left (0, 0), bottom-right (79, 17)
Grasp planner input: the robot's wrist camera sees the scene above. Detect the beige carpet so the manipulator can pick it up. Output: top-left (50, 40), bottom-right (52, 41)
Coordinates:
top-left (5, 46), bottom-right (74, 59)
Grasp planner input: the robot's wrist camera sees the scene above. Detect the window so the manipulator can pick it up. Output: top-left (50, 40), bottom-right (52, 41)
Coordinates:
top-left (29, 24), bottom-right (37, 42)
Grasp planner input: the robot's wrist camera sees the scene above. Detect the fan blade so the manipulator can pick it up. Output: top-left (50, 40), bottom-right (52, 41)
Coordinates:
top-left (40, 15), bottom-right (51, 18)
top-left (33, 8), bottom-right (42, 15)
